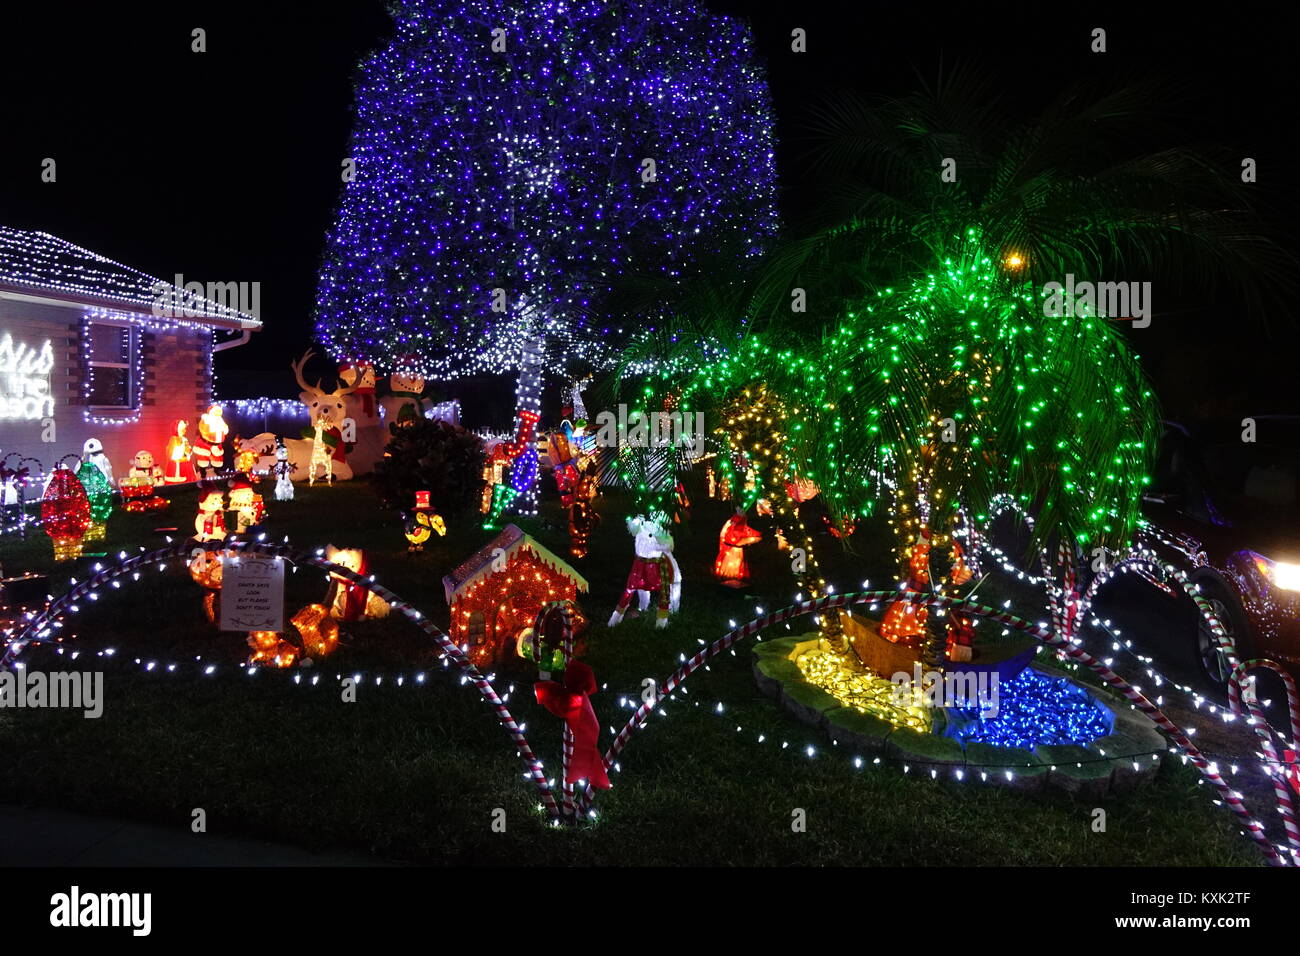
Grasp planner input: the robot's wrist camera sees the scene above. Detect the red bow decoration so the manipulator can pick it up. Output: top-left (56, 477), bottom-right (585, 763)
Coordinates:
top-left (1284, 750), bottom-right (1300, 797)
top-left (535, 659), bottom-right (611, 790)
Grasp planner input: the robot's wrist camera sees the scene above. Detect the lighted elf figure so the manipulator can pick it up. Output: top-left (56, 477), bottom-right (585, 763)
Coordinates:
top-left (193, 404), bottom-right (229, 477)
top-left (164, 419), bottom-right (196, 484)
top-left (81, 438), bottom-right (115, 487)
top-left (231, 437), bottom-right (261, 478)
top-left (338, 359), bottom-right (377, 417)
top-left (120, 450), bottom-right (167, 512)
top-left (550, 430), bottom-right (580, 507)
top-left (75, 457), bottom-right (114, 543)
top-left (227, 476), bottom-right (266, 535)
top-left (193, 481), bottom-right (227, 543)
top-left (714, 507), bottom-right (762, 587)
top-left (403, 489), bottom-right (446, 552)
top-left (271, 439), bottom-right (295, 501)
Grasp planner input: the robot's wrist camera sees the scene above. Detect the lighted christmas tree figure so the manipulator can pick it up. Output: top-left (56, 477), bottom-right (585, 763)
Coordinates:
top-left (315, 0), bottom-right (778, 513)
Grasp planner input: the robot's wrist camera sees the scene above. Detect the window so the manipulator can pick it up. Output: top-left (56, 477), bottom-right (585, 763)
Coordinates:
top-left (85, 322), bottom-right (135, 408)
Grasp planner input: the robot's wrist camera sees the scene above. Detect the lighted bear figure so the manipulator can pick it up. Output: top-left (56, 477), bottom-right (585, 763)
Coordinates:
top-left (608, 512), bottom-right (682, 629)
top-left (123, 450), bottom-right (168, 517)
top-left (227, 477), bottom-right (265, 534)
top-left (323, 545), bottom-right (391, 621)
top-left (193, 482), bottom-right (227, 543)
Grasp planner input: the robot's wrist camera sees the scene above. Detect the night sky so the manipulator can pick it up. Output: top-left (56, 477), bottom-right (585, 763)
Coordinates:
top-left (1, 2), bottom-right (1295, 420)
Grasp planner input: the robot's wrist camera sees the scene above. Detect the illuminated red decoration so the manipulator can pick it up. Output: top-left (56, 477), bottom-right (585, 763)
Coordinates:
top-left (881, 530), bottom-right (931, 644)
top-left (714, 510), bottom-right (761, 587)
top-left (41, 460), bottom-right (92, 561)
top-left (324, 545), bottom-right (391, 621)
top-left (194, 404), bottom-right (229, 476)
top-left (442, 525), bottom-right (588, 668)
top-left (193, 481), bottom-right (227, 543)
top-left (534, 658), bottom-right (611, 790)
top-left (121, 450), bottom-right (168, 512)
top-left (164, 419), bottom-right (196, 484)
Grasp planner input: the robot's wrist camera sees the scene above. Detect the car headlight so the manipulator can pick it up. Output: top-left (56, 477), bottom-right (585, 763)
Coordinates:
top-left (1252, 553), bottom-right (1300, 592)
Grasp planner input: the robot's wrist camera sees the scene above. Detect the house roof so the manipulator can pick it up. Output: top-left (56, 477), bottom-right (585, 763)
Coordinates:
top-left (442, 524), bottom-right (588, 604)
top-left (0, 225), bottom-right (261, 330)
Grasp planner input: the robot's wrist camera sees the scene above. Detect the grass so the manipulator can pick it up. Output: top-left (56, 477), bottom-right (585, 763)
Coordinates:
top-left (0, 477), bottom-right (1260, 865)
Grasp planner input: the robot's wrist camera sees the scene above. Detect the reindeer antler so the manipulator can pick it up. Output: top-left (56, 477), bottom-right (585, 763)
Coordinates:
top-left (291, 349), bottom-right (322, 393)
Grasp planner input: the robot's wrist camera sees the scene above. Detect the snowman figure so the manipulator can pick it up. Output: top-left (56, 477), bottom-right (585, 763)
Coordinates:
top-left (272, 440), bottom-right (295, 501)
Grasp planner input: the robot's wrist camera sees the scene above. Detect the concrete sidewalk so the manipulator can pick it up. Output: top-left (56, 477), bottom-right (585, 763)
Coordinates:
top-left (0, 804), bottom-right (396, 866)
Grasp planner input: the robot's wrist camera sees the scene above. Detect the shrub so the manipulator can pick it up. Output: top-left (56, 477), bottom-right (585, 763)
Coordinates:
top-left (372, 419), bottom-right (486, 516)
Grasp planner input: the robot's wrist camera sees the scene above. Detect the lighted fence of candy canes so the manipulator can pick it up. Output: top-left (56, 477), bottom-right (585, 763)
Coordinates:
top-left (575, 589), bottom-right (1286, 865)
top-left (1228, 658), bottom-right (1300, 855)
top-left (5, 540), bottom-right (563, 821)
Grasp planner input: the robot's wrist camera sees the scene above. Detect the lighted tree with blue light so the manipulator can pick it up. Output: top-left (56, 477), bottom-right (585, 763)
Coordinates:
top-left (315, 0), bottom-right (779, 475)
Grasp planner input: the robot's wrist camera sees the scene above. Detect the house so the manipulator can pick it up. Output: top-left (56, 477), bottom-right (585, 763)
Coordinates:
top-left (0, 225), bottom-right (260, 481)
top-left (442, 524), bottom-right (588, 667)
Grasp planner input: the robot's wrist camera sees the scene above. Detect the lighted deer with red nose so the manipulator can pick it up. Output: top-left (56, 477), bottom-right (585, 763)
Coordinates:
top-left (247, 350), bottom-right (377, 482)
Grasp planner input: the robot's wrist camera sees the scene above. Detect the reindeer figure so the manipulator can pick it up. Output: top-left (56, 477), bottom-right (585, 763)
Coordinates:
top-left (248, 350), bottom-right (361, 482)
top-left (307, 413), bottom-right (335, 485)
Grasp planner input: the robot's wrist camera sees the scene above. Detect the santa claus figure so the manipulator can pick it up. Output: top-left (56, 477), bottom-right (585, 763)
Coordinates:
top-left (714, 509), bottom-right (762, 587)
top-left (164, 419), bottom-right (196, 484)
top-left (193, 405), bottom-right (229, 477)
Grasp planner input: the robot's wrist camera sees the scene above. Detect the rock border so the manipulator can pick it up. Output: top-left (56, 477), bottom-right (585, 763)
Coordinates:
top-left (754, 635), bottom-right (1164, 796)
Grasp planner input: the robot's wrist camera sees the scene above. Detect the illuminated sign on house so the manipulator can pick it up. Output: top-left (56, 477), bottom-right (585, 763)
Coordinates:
top-left (0, 331), bottom-right (56, 420)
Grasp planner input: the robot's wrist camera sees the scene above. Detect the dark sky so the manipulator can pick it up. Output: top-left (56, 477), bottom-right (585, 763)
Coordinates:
top-left (1, 1), bottom-right (1295, 419)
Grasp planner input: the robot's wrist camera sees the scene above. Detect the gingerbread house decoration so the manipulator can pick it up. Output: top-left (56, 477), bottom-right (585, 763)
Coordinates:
top-left (442, 524), bottom-right (588, 667)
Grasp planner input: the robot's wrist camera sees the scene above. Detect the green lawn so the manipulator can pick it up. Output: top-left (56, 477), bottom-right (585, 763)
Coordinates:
top-left (0, 478), bottom-right (1258, 865)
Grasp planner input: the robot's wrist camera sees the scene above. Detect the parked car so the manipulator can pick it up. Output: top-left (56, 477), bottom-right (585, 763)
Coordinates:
top-left (1141, 417), bottom-right (1300, 692)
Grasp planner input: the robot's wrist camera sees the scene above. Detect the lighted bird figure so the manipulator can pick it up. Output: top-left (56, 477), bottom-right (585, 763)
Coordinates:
top-left (81, 438), bottom-right (115, 487)
top-left (714, 508), bottom-right (762, 587)
top-left (404, 490), bottom-right (446, 552)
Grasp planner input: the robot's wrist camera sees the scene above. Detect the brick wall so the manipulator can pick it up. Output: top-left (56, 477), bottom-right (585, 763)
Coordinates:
top-left (1, 297), bottom-right (215, 481)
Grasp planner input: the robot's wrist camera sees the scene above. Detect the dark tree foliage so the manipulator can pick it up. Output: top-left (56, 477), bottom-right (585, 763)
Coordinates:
top-left (372, 419), bottom-right (487, 516)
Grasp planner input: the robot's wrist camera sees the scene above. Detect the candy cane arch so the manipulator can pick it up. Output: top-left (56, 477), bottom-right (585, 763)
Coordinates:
top-left (4, 540), bottom-right (564, 821)
top-left (578, 589), bottom-right (1287, 865)
top-left (1229, 659), bottom-right (1300, 855)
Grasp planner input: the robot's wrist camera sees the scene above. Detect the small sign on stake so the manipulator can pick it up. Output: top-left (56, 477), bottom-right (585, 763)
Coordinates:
top-left (219, 554), bottom-right (285, 633)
